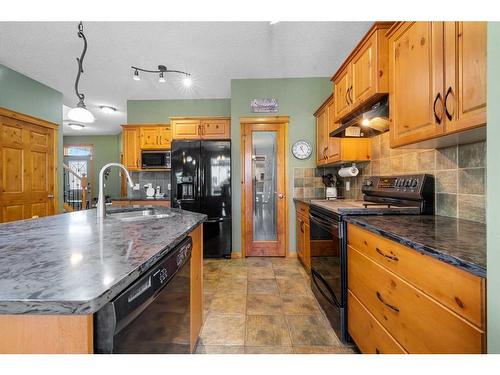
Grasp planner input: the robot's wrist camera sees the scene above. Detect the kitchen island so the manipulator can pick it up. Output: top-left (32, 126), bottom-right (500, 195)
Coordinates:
top-left (0, 206), bottom-right (206, 354)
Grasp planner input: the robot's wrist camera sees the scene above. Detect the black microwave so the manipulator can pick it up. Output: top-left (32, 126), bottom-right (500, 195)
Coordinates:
top-left (141, 150), bottom-right (171, 169)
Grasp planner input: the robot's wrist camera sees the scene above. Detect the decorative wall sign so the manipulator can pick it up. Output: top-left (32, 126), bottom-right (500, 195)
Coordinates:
top-left (250, 98), bottom-right (279, 113)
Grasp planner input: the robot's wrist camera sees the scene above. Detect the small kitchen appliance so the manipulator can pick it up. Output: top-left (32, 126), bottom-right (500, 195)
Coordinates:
top-left (322, 174), bottom-right (338, 200)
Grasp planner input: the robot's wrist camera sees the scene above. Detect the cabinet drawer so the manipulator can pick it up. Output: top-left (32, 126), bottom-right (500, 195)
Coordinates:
top-left (295, 202), bottom-right (309, 221)
top-left (348, 246), bottom-right (484, 353)
top-left (348, 290), bottom-right (406, 354)
top-left (347, 224), bottom-right (484, 329)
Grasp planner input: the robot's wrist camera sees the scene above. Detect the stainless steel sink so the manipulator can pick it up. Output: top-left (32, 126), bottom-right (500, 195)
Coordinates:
top-left (108, 209), bottom-right (172, 222)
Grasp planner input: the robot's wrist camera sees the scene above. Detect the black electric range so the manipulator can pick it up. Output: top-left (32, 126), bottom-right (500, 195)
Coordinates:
top-left (308, 174), bottom-right (434, 344)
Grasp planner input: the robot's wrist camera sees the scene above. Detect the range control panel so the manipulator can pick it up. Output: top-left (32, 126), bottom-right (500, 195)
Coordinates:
top-left (362, 174), bottom-right (433, 198)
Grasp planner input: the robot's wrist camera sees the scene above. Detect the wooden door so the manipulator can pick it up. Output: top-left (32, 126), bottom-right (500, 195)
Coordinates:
top-left (158, 126), bottom-right (172, 148)
top-left (444, 21), bottom-right (487, 133)
top-left (172, 119), bottom-right (201, 139)
top-left (201, 119), bottom-right (230, 139)
top-left (351, 34), bottom-right (376, 107)
top-left (316, 108), bottom-right (328, 165)
top-left (333, 66), bottom-right (352, 121)
top-left (0, 113), bottom-right (56, 223)
top-left (389, 22), bottom-right (445, 147)
top-left (140, 127), bottom-right (160, 149)
top-left (242, 118), bottom-right (288, 257)
top-left (122, 127), bottom-right (140, 170)
top-left (326, 99), bottom-right (341, 163)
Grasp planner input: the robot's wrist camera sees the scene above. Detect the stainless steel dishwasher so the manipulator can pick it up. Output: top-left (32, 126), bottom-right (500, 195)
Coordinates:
top-left (94, 236), bottom-right (192, 354)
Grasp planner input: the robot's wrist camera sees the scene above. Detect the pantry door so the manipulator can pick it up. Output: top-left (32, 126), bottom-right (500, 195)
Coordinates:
top-left (0, 108), bottom-right (58, 223)
top-left (241, 117), bottom-right (288, 257)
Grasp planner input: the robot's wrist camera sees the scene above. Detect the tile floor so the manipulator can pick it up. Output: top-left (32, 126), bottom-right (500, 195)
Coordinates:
top-left (195, 257), bottom-right (357, 354)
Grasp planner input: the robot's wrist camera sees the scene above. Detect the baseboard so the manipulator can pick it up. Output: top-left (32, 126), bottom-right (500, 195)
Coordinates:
top-left (231, 252), bottom-right (242, 259)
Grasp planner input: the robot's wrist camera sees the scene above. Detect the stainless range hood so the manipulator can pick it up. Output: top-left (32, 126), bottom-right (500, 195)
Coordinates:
top-left (329, 96), bottom-right (389, 138)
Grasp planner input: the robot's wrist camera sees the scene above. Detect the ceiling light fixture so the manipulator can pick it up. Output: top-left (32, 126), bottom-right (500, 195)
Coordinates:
top-left (68, 22), bottom-right (95, 124)
top-left (361, 118), bottom-right (370, 126)
top-left (69, 123), bottom-right (85, 131)
top-left (269, 21), bottom-right (280, 25)
top-left (131, 65), bottom-right (191, 87)
top-left (100, 105), bottom-right (116, 114)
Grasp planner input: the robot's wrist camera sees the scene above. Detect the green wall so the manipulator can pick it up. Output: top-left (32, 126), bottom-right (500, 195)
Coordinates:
top-left (0, 64), bottom-right (64, 211)
top-left (487, 22), bottom-right (499, 354)
top-left (63, 135), bottom-right (122, 200)
top-left (231, 77), bottom-right (332, 254)
top-left (127, 99), bottom-right (231, 123)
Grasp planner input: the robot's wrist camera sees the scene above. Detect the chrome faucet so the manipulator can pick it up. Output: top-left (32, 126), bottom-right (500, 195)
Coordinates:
top-left (97, 163), bottom-right (135, 218)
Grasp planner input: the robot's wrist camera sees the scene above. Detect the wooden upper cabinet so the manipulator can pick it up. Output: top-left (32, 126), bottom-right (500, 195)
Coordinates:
top-left (314, 96), bottom-right (371, 166)
top-left (326, 98), bottom-right (341, 163)
top-left (139, 125), bottom-right (172, 150)
top-left (389, 21), bottom-right (486, 148)
top-left (172, 119), bottom-right (201, 139)
top-left (388, 22), bottom-right (445, 147)
top-left (333, 67), bottom-right (352, 122)
top-left (332, 22), bottom-right (392, 123)
top-left (444, 22), bottom-right (487, 134)
top-left (315, 104), bottom-right (329, 165)
top-left (122, 126), bottom-right (141, 170)
top-left (171, 117), bottom-right (231, 140)
top-left (201, 119), bottom-right (231, 139)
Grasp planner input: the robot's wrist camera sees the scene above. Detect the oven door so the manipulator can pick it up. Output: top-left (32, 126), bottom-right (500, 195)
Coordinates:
top-left (309, 207), bottom-right (348, 342)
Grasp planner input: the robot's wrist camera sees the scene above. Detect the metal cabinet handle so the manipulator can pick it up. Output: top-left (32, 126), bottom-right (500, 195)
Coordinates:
top-left (376, 247), bottom-right (399, 261)
top-left (300, 220), bottom-right (305, 233)
top-left (278, 193), bottom-right (286, 199)
top-left (345, 87), bottom-right (350, 106)
top-left (444, 86), bottom-right (454, 121)
top-left (348, 85), bottom-right (353, 104)
top-left (433, 92), bottom-right (443, 125)
top-left (376, 291), bottom-right (400, 313)
top-left (47, 194), bottom-right (54, 198)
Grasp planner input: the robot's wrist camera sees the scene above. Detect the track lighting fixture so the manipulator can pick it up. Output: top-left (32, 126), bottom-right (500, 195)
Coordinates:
top-left (131, 65), bottom-right (191, 87)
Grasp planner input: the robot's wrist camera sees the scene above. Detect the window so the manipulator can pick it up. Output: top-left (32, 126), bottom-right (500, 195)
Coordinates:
top-left (64, 144), bottom-right (93, 157)
top-left (68, 160), bottom-right (88, 190)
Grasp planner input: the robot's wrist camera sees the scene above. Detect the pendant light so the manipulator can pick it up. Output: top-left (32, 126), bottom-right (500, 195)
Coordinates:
top-left (68, 22), bottom-right (95, 124)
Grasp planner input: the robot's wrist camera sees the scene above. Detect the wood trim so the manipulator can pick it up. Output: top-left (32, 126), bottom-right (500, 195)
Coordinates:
top-left (189, 224), bottom-right (203, 353)
top-left (240, 117), bottom-right (288, 257)
top-left (122, 123), bottom-right (171, 127)
top-left (0, 315), bottom-right (93, 354)
top-left (331, 22), bottom-right (394, 82)
top-left (313, 94), bottom-right (334, 117)
top-left (0, 107), bottom-right (59, 130)
top-left (169, 116), bottom-right (230, 121)
top-left (240, 116), bottom-right (290, 124)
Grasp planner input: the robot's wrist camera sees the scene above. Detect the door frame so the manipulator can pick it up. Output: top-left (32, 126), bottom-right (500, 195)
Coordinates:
top-left (240, 116), bottom-right (289, 258)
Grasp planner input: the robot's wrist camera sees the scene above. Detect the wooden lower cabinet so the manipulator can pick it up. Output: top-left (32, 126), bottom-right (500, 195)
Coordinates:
top-left (295, 202), bottom-right (310, 271)
top-left (348, 291), bottom-right (406, 354)
top-left (347, 224), bottom-right (486, 354)
top-left (189, 224), bottom-right (203, 352)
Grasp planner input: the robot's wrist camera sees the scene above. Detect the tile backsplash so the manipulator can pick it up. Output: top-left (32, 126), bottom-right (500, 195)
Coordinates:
top-left (293, 132), bottom-right (486, 223)
top-left (127, 171), bottom-right (171, 199)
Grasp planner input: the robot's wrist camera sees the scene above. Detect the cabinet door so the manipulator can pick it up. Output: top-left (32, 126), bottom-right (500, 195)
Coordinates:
top-left (351, 34), bottom-right (376, 107)
top-left (296, 216), bottom-right (304, 264)
top-left (444, 22), bottom-right (486, 133)
top-left (303, 221), bottom-right (311, 271)
top-left (123, 128), bottom-right (140, 170)
top-left (389, 22), bottom-right (445, 147)
top-left (326, 99), bottom-right (341, 163)
top-left (158, 126), bottom-right (172, 148)
top-left (316, 109), bottom-right (327, 165)
top-left (333, 66), bottom-right (352, 122)
top-left (140, 127), bottom-right (160, 149)
top-left (172, 120), bottom-right (201, 139)
top-left (201, 119), bottom-right (230, 139)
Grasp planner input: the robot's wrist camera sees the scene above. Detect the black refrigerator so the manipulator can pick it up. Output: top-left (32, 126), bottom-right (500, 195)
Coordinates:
top-left (171, 140), bottom-right (231, 258)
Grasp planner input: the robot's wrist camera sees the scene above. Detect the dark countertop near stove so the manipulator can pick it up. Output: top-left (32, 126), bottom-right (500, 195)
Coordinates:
top-left (345, 215), bottom-right (486, 278)
top-left (0, 206), bottom-right (206, 315)
top-left (293, 198), bottom-right (318, 204)
top-left (111, 197), bottom-right (170, 201)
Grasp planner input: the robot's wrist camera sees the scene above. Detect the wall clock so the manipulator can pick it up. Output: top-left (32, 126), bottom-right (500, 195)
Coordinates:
top-left (291, 140), bottom-right (313, 160)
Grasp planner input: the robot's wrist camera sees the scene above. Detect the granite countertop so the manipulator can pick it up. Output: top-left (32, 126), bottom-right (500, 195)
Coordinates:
top-left (112, 197), bottom-right (171, 201)
top-left (345, 215), bottom-right (486, 278)
top-left (0, 206), bottom-right (206, 315)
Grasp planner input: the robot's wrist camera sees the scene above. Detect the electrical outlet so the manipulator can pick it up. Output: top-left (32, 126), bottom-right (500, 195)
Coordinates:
top-left (133, 183), bottom-right (140, 191)
top-left (167, 183), bottom-right (171, 191)
top-left (346, 181), bottom-right (350, 191)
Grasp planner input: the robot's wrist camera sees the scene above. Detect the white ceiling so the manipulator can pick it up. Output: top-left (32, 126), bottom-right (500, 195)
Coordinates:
top-left (0, 22), bottom-right (372, 135)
